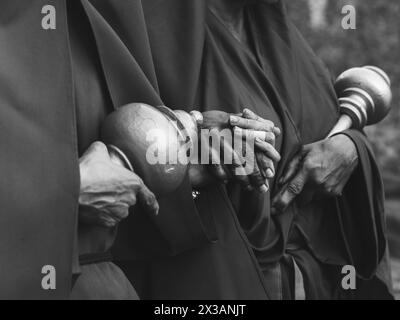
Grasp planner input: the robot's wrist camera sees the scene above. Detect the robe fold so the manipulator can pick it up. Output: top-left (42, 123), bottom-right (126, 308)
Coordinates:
top-left (0, 0), bottom-right (78, 299)
top-left (0, 0), bottom-right (393, 299)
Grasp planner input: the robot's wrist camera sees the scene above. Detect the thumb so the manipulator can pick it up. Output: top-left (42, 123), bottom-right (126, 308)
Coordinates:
top-left (278, 151), bottom-right (303, 186)
top-left (273, 168), bottom-right (308, 213)
top-left (137, 182), bottom-right (160, 216)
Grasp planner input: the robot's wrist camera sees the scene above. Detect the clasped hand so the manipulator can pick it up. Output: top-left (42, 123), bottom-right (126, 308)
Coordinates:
top-left (193, 108), bottom-right (281, 193)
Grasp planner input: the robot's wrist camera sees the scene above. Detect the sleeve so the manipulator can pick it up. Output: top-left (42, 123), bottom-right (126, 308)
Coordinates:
top-left (149, 175), bottom-right (218, 256)
top-left (80, 0), bottom-right (218, 259)
top-left (112, 174), bottom-right (218, 260)
top-left (336, 129), bottom-right (387, 279)
top-left (0, 0), bottom-right (79, 299)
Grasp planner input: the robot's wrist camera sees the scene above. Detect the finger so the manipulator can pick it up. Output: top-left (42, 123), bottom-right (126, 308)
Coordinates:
top-left (242, 108), bottom-right (281, 136)
top-left (249, 159), bottom-right (269, 193)
top-left (209, 140), bottom-right (229, 182)
top-left (255, 138), bottom-right (281, 162)
top-left (256, 153), bottom-right (275, 179)
top-left (209, 164), bottom-right (229, 182)
top-left (230, 115), bottom-right (275, 132)
top-left (243, 140), bottom-right (269, 193)
top-left (234, 127), bottom-right (275, 144)
top-left (272, 169), bottom-right (307, 213)
top-left (278, 152), bottom-right (303, 186)
top-left (223, 141), bottom-right (252, 190)
top-left (202, 111), bottom-right (230, 129)
top-left (274, 127), bottom-right (281, 136)
top-left (242, 108), bottom-right (271, 125)
top-left (137, 182), bottom-right (159, 216)
top-left (197, 131), bottom-right (227, 182)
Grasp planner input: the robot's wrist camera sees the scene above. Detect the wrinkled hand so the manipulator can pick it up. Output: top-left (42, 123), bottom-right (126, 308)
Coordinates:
top-left (79, 142), bottom-right (159, 228)
top-left (272, 134), bottom-right (358, 213)
top-left (231, 108), bottom-right (281, 191)
top-left (195, 109), bottom-right (280, 192)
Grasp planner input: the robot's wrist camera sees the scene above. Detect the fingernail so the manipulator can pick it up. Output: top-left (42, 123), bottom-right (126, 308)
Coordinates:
top-left (230, 115), bottom-right (239, 124)
top-left (259, 184), bottom-right (269, 193)
top-left (266, 169), bottom-right (274, 178)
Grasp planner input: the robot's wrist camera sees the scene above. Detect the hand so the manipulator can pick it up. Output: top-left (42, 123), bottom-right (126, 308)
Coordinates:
top-left (79, 142), bottom-right (159, 228)
top-left (191, 110), bottom-right (246, 187)
top-left (272, 134), bottom-right (358, 213)
top-left (194, 110), bottom-right (281, 192)
top-left (231, 108), bottom-right (281, 190)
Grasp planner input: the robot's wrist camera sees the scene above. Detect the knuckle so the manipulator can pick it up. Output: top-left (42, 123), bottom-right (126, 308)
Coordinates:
top-left (265, 132), bottom-right (275, 143)
top-left (92, 141), bottom-right (104, 147)
top-left (287, 181), bottom-right (303, 195)
top-left (118, 208), bottom-right (130, 220)
top-left (127, 193), bottom-right (137, 206)
top-left (147, 192), bottom-right (157, 205)
top-left (262, 157), bottom-right (273, 167)
top-left (244, 108), bottom-right (254, 117)
top-left (304, 158), bottom-right (316, 171)
top-left (270, 134), bottom-right (276, 144)
top-left (135, 175), bottom-right (144, 186)
top-left (264, 121), bottom-right (274, 130)
top-left (92, 141), bottom-right (107, 151)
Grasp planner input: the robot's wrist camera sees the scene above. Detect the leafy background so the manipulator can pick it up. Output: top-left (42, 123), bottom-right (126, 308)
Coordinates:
top-left (286, 0), bottom-right (400, 298)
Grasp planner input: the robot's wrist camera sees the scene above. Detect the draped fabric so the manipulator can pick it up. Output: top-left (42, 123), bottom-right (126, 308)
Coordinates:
top-left (0, 0), bottom-right (78, 299)
top-left (80, 0), bottom-right (391, 298)
top-left (0, 0), bottom-right (392, 299)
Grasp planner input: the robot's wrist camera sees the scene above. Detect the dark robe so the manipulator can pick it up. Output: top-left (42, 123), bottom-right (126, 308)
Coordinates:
top-left (0, 0), bottom-right (392, 299)
top-left (67, 0), bottom-right (138, 300)
top-left (0, 0), bottom-right (78, 299)
top-left (108, 0), bottom-right (392, 299)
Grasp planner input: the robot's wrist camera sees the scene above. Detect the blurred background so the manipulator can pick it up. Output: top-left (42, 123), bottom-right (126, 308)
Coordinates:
top-left (287, 0), bottom-right (400, 298)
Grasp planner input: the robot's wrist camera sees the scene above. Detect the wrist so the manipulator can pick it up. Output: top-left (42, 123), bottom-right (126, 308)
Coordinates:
top-left (330, 133), bottom-right (359, 166)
